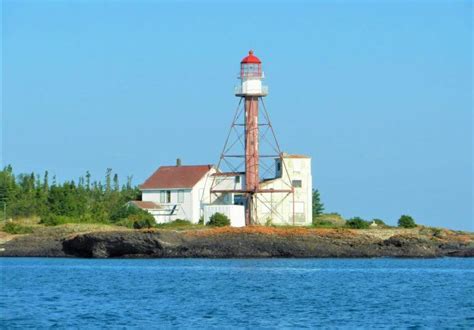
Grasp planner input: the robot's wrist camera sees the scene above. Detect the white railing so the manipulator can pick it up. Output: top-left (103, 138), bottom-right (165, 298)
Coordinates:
top-left (234, 85), bottom-right (268, 96)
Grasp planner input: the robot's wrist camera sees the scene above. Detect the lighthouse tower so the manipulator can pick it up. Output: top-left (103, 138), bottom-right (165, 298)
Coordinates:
top-left (236, 51), bottom-right (267, 194)
top-left (237, 51), bottom-right (267, 225)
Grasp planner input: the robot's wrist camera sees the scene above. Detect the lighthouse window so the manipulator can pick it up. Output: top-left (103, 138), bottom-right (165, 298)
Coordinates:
top-left (235, 175), bottom-right (240, 184)
top-left (292, 180), bottom-right (302, 188)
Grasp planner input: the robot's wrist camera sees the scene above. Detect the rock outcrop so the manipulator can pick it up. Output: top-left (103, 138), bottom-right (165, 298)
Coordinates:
top-left (1, 227), bottom-right (472, 258)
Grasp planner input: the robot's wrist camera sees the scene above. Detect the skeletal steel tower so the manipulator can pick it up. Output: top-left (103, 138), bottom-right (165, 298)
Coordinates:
top-left (211, 50), bottom-right (294, 226)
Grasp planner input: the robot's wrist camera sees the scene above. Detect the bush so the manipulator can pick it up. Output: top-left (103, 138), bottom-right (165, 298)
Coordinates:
top-left (207, 212), bottom-right (230, 227)
top-left (129, 214), bottom-right (155, 229)
top-left (398, 215), bottom-right (416, 228)
top-left (2, 222), bottom-right (34, 234)
top-left (372, 218), bottom-right (387, 226)
top-left (312, 220), bottom-right (335, 228)
top-left (346, 217), bottom-right (370, 229)
top-left (110, 204), bottom-right (149, 222)
top-left (313, 213), bottom-right (346, 227)
top-left (111, 203), bottom-right (156, 229)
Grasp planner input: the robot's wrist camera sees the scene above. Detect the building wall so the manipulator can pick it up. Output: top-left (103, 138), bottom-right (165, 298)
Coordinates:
top-left (256, 156), bottom-right (312, 226)
top-left (242, 79), bottom-right (262, 95)
top-left (192, 167), bottom-right (216, 223)
top-left (142, 188), bottom-right (193, 223)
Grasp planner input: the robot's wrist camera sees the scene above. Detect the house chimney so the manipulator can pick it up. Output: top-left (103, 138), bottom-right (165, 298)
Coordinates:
top-left (176, 158), bottom-right (182, 166)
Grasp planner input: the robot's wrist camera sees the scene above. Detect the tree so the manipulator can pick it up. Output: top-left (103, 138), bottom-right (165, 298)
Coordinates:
top-left (43, 171), bottom-right (49, 192)
top-left (207, 212), bottom-right (230, 227)
top-left (105, 168), bottom-right (112, 193)
top-left (398, 215), bottom-right (416, 228)
top-left (85, 171), bottom-right (91, 191)
top-left (113, 174), bottom-right (119, 192)
top-left (312, 189), bottom-right (324, 218)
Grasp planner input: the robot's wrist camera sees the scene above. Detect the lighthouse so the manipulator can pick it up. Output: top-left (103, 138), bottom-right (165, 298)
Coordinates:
top-left (236, 51), bottom-right (267, 190)
top-left (136, 50), bottom-right (312, 227)
top-left (236, 51), bottom-right (267, 225)
top-left (207, 50), bottom-right (312, 227)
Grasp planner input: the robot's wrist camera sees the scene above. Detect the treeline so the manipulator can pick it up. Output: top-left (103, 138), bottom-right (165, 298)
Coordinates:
top-left (0, 165), bottom-right (141, 223)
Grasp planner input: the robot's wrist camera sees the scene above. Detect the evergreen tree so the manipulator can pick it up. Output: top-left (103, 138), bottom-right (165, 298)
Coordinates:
top-left (105, 168), bottom-right (112, 193)
top-left (43, 171), bottom-right (49, 192)
top-left (85, 171), bottom-right (91, 191)
top-left (312, 189), bottom-right (324, 218)
top-left (113, 174), bottom-right (119, 192)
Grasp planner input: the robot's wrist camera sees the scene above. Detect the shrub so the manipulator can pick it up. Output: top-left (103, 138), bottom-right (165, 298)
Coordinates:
top-left (110, 204), bottom-right (149, 222)
top-left (313, 213), bottom-right (346, 227)
top-left (398, 215), bottom-right (416, 228)
top-left (346, 217), bottom-right (370, 229)
top-left (312, 220), bottom-right (335, 228)
top-left (207, 212), bottom-right (230, 227)
top-left (115, 211), bottom-right (155, 229)
top-left (198, 216), bottom-right (204, 225)
top-left (372, 218), bottom-right (387, 226)
top-left (129, 214), bottom-right (155, 229)
top-left (265, 218), bottom-right (273, 226)
top-left (2, 222), bottom-right (34, 234)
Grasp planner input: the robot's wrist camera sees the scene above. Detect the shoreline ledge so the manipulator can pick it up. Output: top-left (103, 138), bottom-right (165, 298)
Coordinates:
top-left (1, 227), bottom-right (473, 258)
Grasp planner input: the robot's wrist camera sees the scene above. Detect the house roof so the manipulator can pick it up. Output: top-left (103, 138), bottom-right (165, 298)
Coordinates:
top-left (140, 165), bottom-right (213, 189)
top-left (281, 152), bottom-right (311, 159)
top-left (129, 201), bottom-right (161, 210)
top-left (211, 171), bottom-right (245, 177)
top-left (241, 50), bottom-right (261, 64)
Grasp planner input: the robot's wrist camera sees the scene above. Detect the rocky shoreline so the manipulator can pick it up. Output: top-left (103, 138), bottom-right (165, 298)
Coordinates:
top-left (1, 226), bottom-right (473, 258)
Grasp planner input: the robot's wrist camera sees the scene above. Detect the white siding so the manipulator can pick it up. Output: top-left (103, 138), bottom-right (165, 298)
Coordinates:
top-left (141, 167), bottom-right (217, 224)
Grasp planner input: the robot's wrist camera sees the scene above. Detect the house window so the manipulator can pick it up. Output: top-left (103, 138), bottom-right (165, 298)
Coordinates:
top-left (178, 190), bottom-right (184, 203)
top-left (292, 180), bottom-right (302, 188)
top-left (277, 162), bottom-right (281, 172)
top-left (235, 175), bottom-right (240, 184)
top-left (161, 190), bottom-right (171, 203)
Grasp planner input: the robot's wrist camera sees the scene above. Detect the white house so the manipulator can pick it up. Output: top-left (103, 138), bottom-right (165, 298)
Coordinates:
top-left (133, 163), bottom-right (215, 223)
top-left (132, 153), bottom-right (312, 226)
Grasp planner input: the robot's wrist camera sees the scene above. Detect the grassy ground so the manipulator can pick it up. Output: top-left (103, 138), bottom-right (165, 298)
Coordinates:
top-left (1, 217), bottom-right (472, 246)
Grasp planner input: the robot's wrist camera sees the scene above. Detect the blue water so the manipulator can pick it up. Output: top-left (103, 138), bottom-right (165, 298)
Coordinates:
top-left (1, 258), bottom-right (473, 328)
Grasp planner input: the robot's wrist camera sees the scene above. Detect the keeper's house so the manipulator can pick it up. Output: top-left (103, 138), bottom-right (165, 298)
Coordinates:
top-left (133, 163), bottom-right (215, 223)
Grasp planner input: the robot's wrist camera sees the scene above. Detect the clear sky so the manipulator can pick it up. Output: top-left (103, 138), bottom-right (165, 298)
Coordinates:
top-left (2, 1), bottom-right (472, 230)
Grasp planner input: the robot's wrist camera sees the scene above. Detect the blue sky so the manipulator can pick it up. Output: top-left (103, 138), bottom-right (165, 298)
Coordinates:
top-left (2, 1), bottom-right (472, 230)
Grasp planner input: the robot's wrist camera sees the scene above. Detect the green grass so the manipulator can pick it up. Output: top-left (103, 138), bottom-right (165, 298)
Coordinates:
top-left (154, 219), bottom-right (205, 230)
top-left (2, 222), bottom-right (34, 234)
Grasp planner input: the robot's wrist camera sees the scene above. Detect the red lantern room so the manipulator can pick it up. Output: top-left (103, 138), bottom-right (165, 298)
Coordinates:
top-left (240, 50), bottom-right (262, 78)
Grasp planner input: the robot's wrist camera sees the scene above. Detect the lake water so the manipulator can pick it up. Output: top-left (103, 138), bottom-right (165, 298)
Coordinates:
top-left (1, 258), bottom-right (473, 328)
